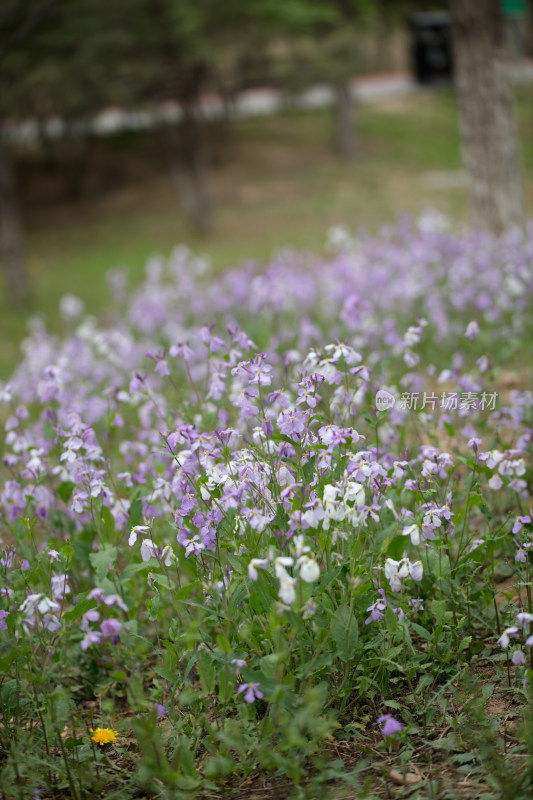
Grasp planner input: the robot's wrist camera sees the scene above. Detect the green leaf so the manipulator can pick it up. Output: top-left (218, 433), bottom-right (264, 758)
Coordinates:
top-left (316, 566), bottom-right (341, 594)
top-left (50, 687), bottom-right (71, 727)
top-left (101, 507), bottom-right (115, 540)
top-left (154, 665), bottom-right (177, 682)
top-left (63, 596), bottom-right (98, 623)
top-left (58, 481), bottom-right (75, 502)
top-left (174, 581), bottom-right (199, 608)
top-left (331, 605), bottom-right (359, 662)
top-left (272, 503), bottom-right (289, 532)
top-left (431, 599), bottom-right (452, 627)
top-left (0, 646), bottom-right (18, 672)
top-left (411, 623), bottom-right (431, 640)
top-left (89, 544), bottom-right (117, 582)
top-left (226, 553), bottom-right (245, 574)
top-left (302, 455), bottom-right (316, 485)
top-left (384, 699), bottom-right (402, 710)
top-left (386, 535), bottom-right (406, 560)
top-left (128, 493), bottom-right (143, 529)
top-left (216, 634), bottom-right (231, 655)
top-left (1, 680), bottom-right (19, 714)
top-left (197, 650), bottom-right (216, 694)
top-left (416, 673), bottom-right (434, 692)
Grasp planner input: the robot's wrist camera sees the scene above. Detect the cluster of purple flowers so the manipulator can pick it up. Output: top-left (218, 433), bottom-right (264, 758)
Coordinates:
top-left (0, 215), bottom-right (531, 655)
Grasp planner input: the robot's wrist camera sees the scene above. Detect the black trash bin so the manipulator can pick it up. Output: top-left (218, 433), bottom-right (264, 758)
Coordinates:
top-left (408, 12), bottom-right (453, 85)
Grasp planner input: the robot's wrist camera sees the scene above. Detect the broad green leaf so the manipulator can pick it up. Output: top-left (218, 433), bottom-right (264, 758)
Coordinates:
top-left (89, 544), bottom-right (117, 582)
top-left (331, 604), bottom-right (359, 662)
top-left (216, 634), bottom-right (231, 655)
top-left (431, 599), bottom-right (452, 626)
top-left (197, 650), bottom-right (216, 694)
top-left (63, 596), bottom-right (98, 623)
top-left (128, 493), bottom-right (143, 528)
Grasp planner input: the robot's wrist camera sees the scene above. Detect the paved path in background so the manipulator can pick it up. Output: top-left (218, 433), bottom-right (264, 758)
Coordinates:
top-left (8, 61), bottom-right (533, 142)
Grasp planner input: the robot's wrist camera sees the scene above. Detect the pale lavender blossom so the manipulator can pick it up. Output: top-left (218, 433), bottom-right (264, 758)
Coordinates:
top-left (237, 683), bottom-right (264, 703)
top-left (464, 320), bottom-right (479, 340)
top-left (377, 714), bottom-right (403, 736)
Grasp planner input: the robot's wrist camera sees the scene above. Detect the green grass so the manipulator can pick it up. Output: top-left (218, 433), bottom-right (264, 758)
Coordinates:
top-left (0, 86), bottom-right (531, 377)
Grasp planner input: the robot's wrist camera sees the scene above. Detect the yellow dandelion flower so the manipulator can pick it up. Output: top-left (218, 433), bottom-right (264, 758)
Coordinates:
top-left (89, 727), bottom-right (118, 746)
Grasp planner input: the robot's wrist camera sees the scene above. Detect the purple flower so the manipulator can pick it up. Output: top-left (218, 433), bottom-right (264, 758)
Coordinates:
top-left (513, 516), bottom-right (532, 535)
top-left (100, 618), bottom-right (122, 643)
top-left (277, 410), bottom-right (307, 440)
top-left (464, 320), bottom-right (479, 340)
top-left (237, 682), bottom-right (264, 703)
top-left (512, 649), bottom-right (526, 666)
top-left (514, 540), bottom-right (533, 562)
top-left (377, 714), bottom-right (403, 737)
top-left (247, 357), bottom-right (273, 387)
top-left (80, 630), bottom-right (102, 651)
top-left (365, 589), bottom-right (386, 624)
top-left (153, 703), bottom-right (167, 717)
top-left (146, 351), bottom-right (170, 377)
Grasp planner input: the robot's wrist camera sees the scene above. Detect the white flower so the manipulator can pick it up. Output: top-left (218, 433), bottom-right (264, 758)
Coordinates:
top-left (273, 557), bottom-right (294, 573)
top-left (276, 565), bottom-right (297, 605)
top-left (292, 535), bottom-right (310, 558)
top-left (324, 343), bottom-right (362, 365)
top-left (488, 474), bottom-right (503, 490)
top-left (404, 349), bottom-right (419, 368)
top-left (384, 499), bottom-right (398, 519)
top-left (248, 558), bottom-right (268, 581)
top-left (384, 558), bottom-right (408, 593)
top-left (322, 484), bottom-right (345, 528)
top-left (513, 459), bottom-right (526, 477)
top-left (18, 594), bottom-right (40, 615)
top-left (402, 524), bottom-right (421, 546)
top-left (129, 525), bottom-right (150, 546)
top-left (20, 594), bottom-right (60, 617)
top-left (345, 481), bottom-right (365, 508)
top-left (485, 450), bottom-right (504, 469)
top-left (297, 555), bottom-right (320, 583)
top-left (498, 626), bottom-right (519, 649)
top-left (323, 484), bottom-right (337, 502)
top-left (409, 560), bottom-right (423, 582)
top-left (140, 539), bottom-right (156, 562)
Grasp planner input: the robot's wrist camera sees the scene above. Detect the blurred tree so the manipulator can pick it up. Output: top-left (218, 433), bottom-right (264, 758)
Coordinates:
top-left (0, 131), bottom-right (29, 307)
top-left (0, 0), bottom-right (52, 307)
top-left (110, 0), bottom-right (338, 233)
top-left (280, 1), bottom-right (373, 158)
top-left (450, 0), bottom-right (525, 232)
top-left (0, 0), bottom-right (127, 304)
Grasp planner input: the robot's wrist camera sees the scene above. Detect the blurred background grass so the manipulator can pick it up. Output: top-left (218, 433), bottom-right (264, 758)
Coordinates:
top-left (0, 85), bottom-right (532, 378)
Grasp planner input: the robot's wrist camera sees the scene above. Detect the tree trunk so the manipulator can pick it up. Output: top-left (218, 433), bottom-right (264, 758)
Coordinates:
top-left (450, 0), bottom-right (525, 233)
top-left (0, 133), bottom-right (31, 307)
top-left (334, 81), bottom-right (355, 159)
top-left (174, 110), bottom-right (212, 237)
